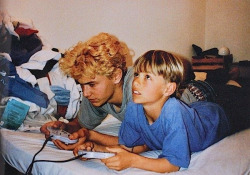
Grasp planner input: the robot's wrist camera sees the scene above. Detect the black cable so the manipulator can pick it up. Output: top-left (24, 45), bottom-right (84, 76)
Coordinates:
top-left (25, 136), bottom-right (52, 175)
top-left (25, 136), bottom-right (85, 175)
top-left (32, 154), bottom-right (85, 163)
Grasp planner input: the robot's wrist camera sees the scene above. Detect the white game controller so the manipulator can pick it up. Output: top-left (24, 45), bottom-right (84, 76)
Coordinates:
top-left (48, 126), bottom-right (78, 144)
top-left (78, 150), bottom-right (115, 159)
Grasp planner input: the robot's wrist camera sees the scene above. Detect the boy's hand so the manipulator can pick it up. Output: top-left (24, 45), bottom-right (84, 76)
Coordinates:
top-left (74, 141), bottom-right (95, 153)
top-left (52, 128), bottom-right (90, 150)
top-left (101, 147), bottom-right (134, 171)
top-left (70, 127), bottom-right (89, 140)
top-left (73, 141), bottom-right (95, 160)
top-left (52, 137), bottom-right (87, 150)
top-left (40, 121), bottom-right (66, 138)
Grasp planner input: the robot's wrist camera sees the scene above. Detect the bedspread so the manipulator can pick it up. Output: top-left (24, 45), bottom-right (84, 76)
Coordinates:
top-left (1, 116), bottom-right (250, 175)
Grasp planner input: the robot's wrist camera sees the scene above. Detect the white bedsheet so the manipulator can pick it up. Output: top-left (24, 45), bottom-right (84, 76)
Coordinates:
top-left (1, 116), bottom-right (250, 175)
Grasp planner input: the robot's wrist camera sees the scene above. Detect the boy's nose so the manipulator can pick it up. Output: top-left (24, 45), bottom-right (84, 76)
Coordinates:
top-left (133, 78), bottom-right (140, 87)
top-left (83, 87), bottom-right (91, 97)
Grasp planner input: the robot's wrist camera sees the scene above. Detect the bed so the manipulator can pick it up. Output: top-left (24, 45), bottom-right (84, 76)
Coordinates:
top-left (1, 13), bottom-right (250, 175)
top-left (1, 116), bottom-right (250, 175)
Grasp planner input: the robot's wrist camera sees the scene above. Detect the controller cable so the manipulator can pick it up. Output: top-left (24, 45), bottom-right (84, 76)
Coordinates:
top-left (25, 136), bottom-right (86, 175)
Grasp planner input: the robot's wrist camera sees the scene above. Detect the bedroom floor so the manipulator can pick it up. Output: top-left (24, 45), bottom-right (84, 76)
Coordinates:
top-left (1, 160), bottom-right (24, 175)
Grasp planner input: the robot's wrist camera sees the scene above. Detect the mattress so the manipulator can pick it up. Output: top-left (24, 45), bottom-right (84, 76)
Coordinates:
top-left (1, 116), bottom-right (250, 175)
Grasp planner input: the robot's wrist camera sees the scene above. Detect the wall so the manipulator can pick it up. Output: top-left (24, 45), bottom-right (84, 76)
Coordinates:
top-left (205, 0), bottom-right (250, 62)
top-left (2, 0), bottom-right (249, 62)
top-left (2, 0), bottom-right (205, 62)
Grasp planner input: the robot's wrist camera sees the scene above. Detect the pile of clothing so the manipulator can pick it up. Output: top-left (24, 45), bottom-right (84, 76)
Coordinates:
top-left (0, 12), bottom-right (82, 131)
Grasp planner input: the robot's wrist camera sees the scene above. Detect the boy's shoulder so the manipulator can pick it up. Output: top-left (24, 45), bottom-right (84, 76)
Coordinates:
top-left (127, 101), bottom-right (138, 108)
top-left (165, 97), bottom-right (182, 106)
top-left (126, 101), bottom-right (143, 113)
top-left (163, 97), bottom-right (188, 112)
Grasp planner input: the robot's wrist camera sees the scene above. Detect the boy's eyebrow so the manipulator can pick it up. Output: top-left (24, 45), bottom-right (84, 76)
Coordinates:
top-left (82, 81), bottom-right (95, 85)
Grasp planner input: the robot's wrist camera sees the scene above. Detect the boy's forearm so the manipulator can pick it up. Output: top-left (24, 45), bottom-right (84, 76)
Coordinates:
top-left (88, 130), bottom-right (119, 146)
top-left (130, 155), bottom-right (179, 173)
top-left (121, 144), bottom-right (149, 154)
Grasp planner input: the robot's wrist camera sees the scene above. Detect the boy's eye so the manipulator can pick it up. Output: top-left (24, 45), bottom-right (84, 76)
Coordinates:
top-left (146, 74), bottom-right (151, 80)
top-left (89, 83), bottom-right (95, 87)
top-left (134, 72), bottom-right (139, 77)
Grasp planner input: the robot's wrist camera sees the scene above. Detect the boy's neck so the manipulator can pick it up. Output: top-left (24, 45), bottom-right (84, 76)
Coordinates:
top-left (144, 108), bottom-right (161, 124)
top-left (109, 81), bottom-right (123, 109)
top-left (143, 97), bottom-right (169, 124)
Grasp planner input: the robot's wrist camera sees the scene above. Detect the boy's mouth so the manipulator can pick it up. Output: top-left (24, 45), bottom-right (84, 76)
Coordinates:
top-left (133, 90), bottom-right (140, 95)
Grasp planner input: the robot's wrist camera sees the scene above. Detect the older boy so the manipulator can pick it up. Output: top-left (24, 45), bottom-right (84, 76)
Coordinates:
top-left (40, 32), bottom-right (133, 149)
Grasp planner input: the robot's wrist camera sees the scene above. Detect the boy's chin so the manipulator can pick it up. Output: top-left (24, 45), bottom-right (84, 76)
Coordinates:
top-left (132, 99), bottom-right (142, 104)
top-left (90, 101), bottom-right (103, 107)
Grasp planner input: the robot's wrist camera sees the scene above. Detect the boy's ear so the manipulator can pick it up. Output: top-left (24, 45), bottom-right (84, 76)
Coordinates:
top-left (164, 82), bottom-right (176, 96)
top-left (113, 68), bottom-right (123, 84)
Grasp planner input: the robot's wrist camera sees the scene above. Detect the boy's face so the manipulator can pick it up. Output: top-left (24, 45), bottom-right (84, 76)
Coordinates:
top-left (132, 71), bottom-right (167, 105)
top-left (79, 75), bottom-right (117, 107)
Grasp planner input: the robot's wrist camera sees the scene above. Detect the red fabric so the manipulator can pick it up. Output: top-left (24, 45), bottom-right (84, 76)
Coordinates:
top-left (15, 27), bottom-right (39, 37)
top-left (57, 105), bottom-right (68, 117)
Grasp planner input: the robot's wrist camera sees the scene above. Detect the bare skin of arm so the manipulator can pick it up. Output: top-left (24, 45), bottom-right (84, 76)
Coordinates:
top-left (102, 147), bottom-right (179, 173)
top-left (73, 141), bottom-right (148, 157)
top-left (73, 142), bottom-right (178, 173)
top-left (87, 130), bottom-right (118, 146)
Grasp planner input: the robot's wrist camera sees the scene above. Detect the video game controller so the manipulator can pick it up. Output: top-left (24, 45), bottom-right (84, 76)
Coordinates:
top-left (78, 150), bottom-right (115, 159)
top-left (47, 126), bottom-right (78, 144)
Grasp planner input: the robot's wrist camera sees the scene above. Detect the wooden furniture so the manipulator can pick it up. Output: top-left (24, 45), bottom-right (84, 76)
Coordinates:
top-left (192, 54), bottom-right (233, 71)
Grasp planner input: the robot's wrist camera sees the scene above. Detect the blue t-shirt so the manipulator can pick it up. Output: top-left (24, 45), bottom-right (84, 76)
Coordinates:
top-left (119, 97), bottom-right (230, 168)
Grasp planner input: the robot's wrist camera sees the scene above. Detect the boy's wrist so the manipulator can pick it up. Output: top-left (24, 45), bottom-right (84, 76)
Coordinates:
top-left (130, 152), bottom-right (139, 168)
top-left (78, 127), bottom-right (90, 139)
top-left (88, 130), bottom-right (95, 141)
top-left (65, 120), bottom-right (80, 133)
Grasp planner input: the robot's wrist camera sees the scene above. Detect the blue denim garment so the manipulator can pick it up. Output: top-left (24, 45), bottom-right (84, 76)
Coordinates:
top-left (0, 56), bottom-right (49, 108)
top-left (0, 55), bottom-right (17, 76)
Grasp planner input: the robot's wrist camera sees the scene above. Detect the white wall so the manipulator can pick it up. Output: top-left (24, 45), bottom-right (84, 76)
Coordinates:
top-left (2, 0), bottom-right (249, 62)
top-left (205, 0), bottom-right (250, 62)
top-left (2, 0), bottom-right (205, 62)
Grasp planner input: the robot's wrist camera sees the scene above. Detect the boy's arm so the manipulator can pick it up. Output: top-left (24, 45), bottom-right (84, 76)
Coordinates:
top-left (88, 130), bottom-right (119, 146)
top-left (102, 147), bottom-right (179, 173)
top-left (129, 154), bottom-right (179, 173)
top-left (120, 144), bottom-right (149, 153)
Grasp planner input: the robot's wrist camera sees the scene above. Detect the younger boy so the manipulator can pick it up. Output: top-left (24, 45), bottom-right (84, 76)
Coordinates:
top-left (74, 50), bottom-right (230, 173)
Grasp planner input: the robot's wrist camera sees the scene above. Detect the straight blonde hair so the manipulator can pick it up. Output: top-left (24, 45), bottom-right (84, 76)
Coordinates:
top-left (134, 50), bottom-right (184, 94)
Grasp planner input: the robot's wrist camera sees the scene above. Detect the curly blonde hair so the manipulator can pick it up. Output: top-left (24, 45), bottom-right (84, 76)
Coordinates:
top-left (59, 33), bottom-right (131, 81)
